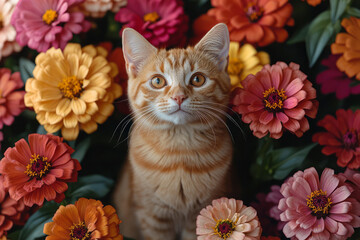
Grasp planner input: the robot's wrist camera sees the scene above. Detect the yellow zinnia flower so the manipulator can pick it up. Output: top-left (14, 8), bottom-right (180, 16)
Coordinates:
top-left (228, 42), bottom-right (270, 89)
top-left (25, 43), bottom-right (122, 141)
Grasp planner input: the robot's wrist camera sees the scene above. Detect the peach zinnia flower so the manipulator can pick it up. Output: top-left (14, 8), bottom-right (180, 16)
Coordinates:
top-left (0, 180), bottom-right (27, 237)
top-left (0, 133), bottom-right (81, 207)
top-left (0, 0), bottom-right (21, 60)
top-left (331, 17), bottom-right (360, 80)
top-left (279, 167), bottom-right (360, 239)
top-left (228, 42), bottom-right (270, 89)
top-left (0, 68), bottom-right (25, 129)
top-left (44, 198), bottom-right (122, 240)
top-left (313, 109), bottom-right (360, 169)
top-left (231, 62), bottom-right (318, 139)
top-left (207, 0), bottom-right (294, 46)
top-left (79, 0), bottom-right (127, 18)
top-left (196, 197), bottom-right (262, 240)
top-left (24, 43), bottom-right (122, 141)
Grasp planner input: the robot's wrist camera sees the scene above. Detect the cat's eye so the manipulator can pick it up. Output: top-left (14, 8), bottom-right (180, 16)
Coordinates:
top-left (190, 73), bottom-right (206, 87)
top-left (150, 75), bottom-right (167, 89)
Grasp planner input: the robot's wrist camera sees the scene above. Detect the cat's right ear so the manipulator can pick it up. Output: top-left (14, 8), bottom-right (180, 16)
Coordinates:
top-left (122, 28), bottom-right (157, 78)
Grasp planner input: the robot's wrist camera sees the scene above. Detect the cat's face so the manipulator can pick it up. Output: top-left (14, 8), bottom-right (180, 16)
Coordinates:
top-left (123, 24), bottom-right (231, 126)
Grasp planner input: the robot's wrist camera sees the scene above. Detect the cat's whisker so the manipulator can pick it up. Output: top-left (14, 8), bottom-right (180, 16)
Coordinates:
top-left (199, 109), bottom-right (235, 143)
top-left (193, 111), bottom-right (217, 145)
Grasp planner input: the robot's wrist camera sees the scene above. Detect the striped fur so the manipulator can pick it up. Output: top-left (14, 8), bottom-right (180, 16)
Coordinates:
top-left (113, 24), bottom-right (233, 240)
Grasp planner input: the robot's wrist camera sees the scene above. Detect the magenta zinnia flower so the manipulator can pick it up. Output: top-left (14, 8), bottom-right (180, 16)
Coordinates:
top-left (11, 0), bottom-right (91, 52)
top-left (231, 62), bottom-right (319, 139)
top-left (316, 54), bottom-right (360, 99)
top-left (0, 68), bottom-right (25, 129)
top-left (313, 109), bottom-right (360, 169)
top-left (115, 0), bottom-right (188, 48)
top-left (278, 167), bottom-right (360, 239)
top-left (196, 197), bottom-right (262, 240)
top-left (0, 133), bottom-right (81, 207)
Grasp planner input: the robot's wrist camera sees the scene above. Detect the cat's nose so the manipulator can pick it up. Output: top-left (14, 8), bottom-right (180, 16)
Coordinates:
top-left (171, 95), bottom-right (187, 105)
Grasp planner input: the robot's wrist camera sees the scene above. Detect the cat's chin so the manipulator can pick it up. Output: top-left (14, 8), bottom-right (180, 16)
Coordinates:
top-left (158, 110), bottom-right (192, 125)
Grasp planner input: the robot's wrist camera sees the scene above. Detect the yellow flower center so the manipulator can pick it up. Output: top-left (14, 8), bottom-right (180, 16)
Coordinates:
top-left (70, 222), bottom-right (90, 240)
top-left (58, 76), bottom-right (84, 99)
top-left (245, 2), bottom-right (263, 22)
top-left (214, 219), bottom-right (235, 239)
top-left (42, 9), bottom-right (58, 25)
top-left (143, 12), bottom-right (160, 23)
top-left (306, 189), bottom-right (332, 218)
top-left (228, 58), bottom-right (244, 75)
top-left (263, 87), bottom-right (287, 111)
top-left (25, 154), bottom-right (51, 179)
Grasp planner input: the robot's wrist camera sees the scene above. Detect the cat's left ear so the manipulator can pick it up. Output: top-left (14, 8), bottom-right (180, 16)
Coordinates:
top-left (194, 23), bottom-right (230, 72)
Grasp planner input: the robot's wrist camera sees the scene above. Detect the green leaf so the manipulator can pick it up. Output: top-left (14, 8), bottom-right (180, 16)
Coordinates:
top-left (272, 143), bottom-right (317, 180)
top-left (347, 7), bottom-right (360, 17)
top-left (67, 175), bottom-right (114, 203)
top-left (330, 0), bottom-right (351, 23)
top-left (71, 137), bottom-right (91, 163)
top-left (287, 23), bottom-right (310, 44)
top-left (306, 11), bottom-right (338, 67)
top-left (19, 58), bottom-right (35, 84)
top-left (18, 201), bottom-right (60, 240)
top-left (7, 230), bottom-right (21, 240)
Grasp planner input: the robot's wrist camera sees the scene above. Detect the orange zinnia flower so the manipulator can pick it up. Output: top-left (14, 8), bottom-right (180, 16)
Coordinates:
top-left (207, 0), bottom-right (294, 46)
top-left (331, 17), bottom-right (360, 80)
top-left (44, 198), bottom-right (123, 240)
top-left (0, 134), bottom-right (81, 207)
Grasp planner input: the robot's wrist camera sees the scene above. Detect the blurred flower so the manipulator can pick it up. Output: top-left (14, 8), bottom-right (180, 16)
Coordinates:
top-left (260, 237), bottom-right (280, 240)
top-left (24, 43), bottom-right (122, 141)
top-left (115, 0), bottom-right (188, 48)
top-left (251, 191), bottom-right (281, 237)
top-left (278, 167), bottom-right (360, 239)
top-left (207, 0), bottom-right (294, 46)
top-left (331, 17), bottom-right (360, 80)
top-left (231, 62), bottom-right (319, 139)
top-left (44, 198), bottom-right (122, 240)
top-left (0, 133), bottom-right (81, 207)
top-left (0, 180), bottom-right (27, 237)
top-left (316, 54), bottom-right (360, 99)
top-left (190, 14), bottom-right (218, 45)
top-left (79, 0), bottom-right (127, 18)
top-left (265, 185), bottom-right (285, 232)
top-left (340, 168), bottom-right (360, 201)
top-left (11, 0), bottom-right (91, 52)
top-left (0, 68), bottom-right (25, 129)
top-left (313, 109), bottom-right (360, 169)
top-left (228, 42), bottom-right (270, 89)
top-left (0, 0), bottom-right (22, 60)
top-left (302, 0), bottom-right (323, 6)
top-left (99, 42), bottom-right (130, 115)
top-left (196, 197), bottom-right (262, 240)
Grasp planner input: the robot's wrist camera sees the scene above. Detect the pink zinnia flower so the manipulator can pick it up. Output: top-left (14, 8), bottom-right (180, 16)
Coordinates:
top-left (340, 168), bottom-right (360, 200)
top-left (115, 0), bottom-right (189, 48)
top-left (0, 133), bottom-right (81, 207)
top-left (313, 109), bottom-right (360, 169)
top-left (196, 197), bottom-right (262, 240)
top-left (316, 54), bottom-right (360, 99)
top-left (0, 68), bottom-right (25, 129)
top-left (265, 185), bottom-right (285, 232)
top-left (0, 0), bottom-right (22, 60)
top-left (11, 0), bottom-right (91, 52)
top-left (278, 167), bottom-right (360, 239)
top-left (231, 62), bottom-right (319, 139)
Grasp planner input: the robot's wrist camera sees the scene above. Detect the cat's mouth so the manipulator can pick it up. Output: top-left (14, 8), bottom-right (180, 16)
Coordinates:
top-left (169, 109), bottom-right (190, 115)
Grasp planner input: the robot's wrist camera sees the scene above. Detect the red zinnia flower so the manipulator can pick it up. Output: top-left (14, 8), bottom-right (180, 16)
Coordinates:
top-left (0, 180), bottom-right (28, 238)
top-left (0, 133), bottom-right (81, 207)
top-left (0, 68), bottom-right (26, 129)
top-left (231, 62), bottom-right (318, 139)
top-left (207, 0), bottom-right (294, 46)
top-left (313, 109), bottom-right (360, 169)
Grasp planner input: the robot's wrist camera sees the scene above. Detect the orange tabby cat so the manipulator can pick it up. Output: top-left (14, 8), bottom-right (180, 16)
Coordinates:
top-left (113, 23), bottom-right (233, 240)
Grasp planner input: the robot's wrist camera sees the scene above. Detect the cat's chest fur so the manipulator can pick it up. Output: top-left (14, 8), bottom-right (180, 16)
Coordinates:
top-left (129, 124), bottom-right (233, 210)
